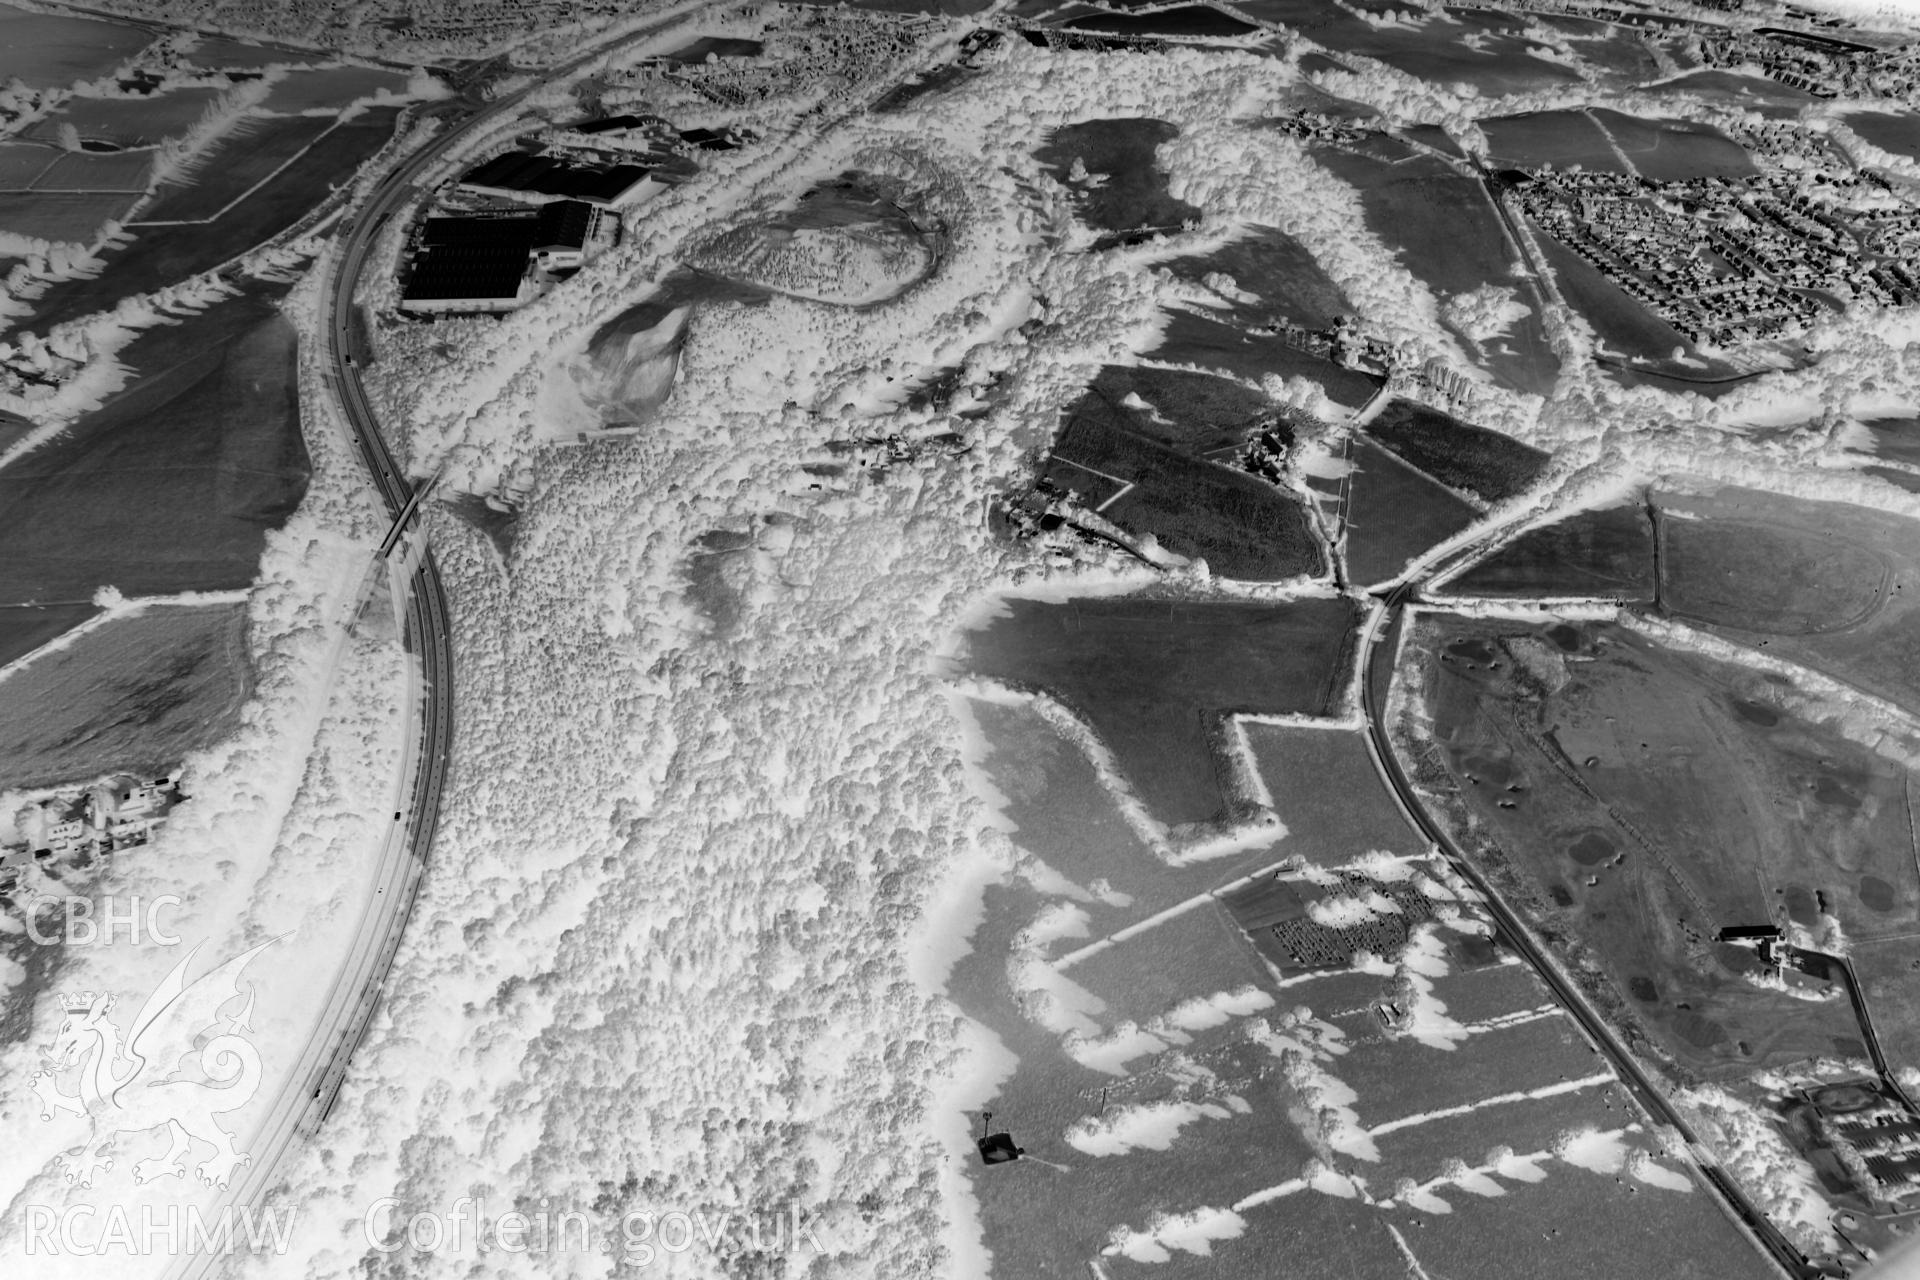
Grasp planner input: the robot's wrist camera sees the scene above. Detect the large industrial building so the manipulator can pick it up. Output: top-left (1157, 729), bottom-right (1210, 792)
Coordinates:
top-left (399, 200), bottom-right (612, 315)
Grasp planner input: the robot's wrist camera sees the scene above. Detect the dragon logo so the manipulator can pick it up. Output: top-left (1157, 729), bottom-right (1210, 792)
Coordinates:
top-left (31, 939), bottom-right (274, 1192)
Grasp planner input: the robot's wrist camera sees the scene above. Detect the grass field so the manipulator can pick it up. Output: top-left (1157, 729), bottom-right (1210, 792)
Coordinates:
top-left (1044, 414), bottom-right (1325, 581)
top-left (0, 289), bottom-right (306, 603)
top-left (0, 601), bottom-right (99, 668)
top-left (1079, 364), bottom-right (1274, 458)
top-left (1149, 307), bottom-right (1383, 409)
top-left (1244, 722), bottom-right (1422, 858)
top-left (0, 142), bottom-right (56, 188)
top-left (1160, 224), bottom-right (1352, 329)
top-left (1312, 147), bottom-right (1522, 304)
top-left (26, 88), bottom-right (224, 150)
top-left (0, 191), bottom-right (141, 243)
top-left (0, 3), bottom-right (152, 91)
top-left (966, 594), bottom-right (1356, 826)
top-left (260, 65), bottom-right (408, 114)
top-left (1847, 110), bottom-right (1920, 162)
top-left (1649, 487), bottom-right (1920, 719)
top-left (1413, 615), bottom-right (1901, 1079)
top-left (1342, 437), bottom-right (1481, 586)
top-left (1444, 501), bottom-right (1655, 600)
top-left (1364, 400), bottom-right (1547, 504)
top-left (33, 148), bottom-right (152, 192)
top-left (1656, 503), bottom-right (1888, 635)
top-left (1060, 4), bottom-right (1258, 36)
top-left (1587, 109), bottom-right (1757, 181)
top-left (185, 36), bottom-right (328, 70)
top-left (0, 602), bottom-right (250, 790)
top-left (27, 106), bottom-right (397, 329)
top-left (140, 114), bottom-right (338, 222)
top-left (1481, 110), bottom-right (1626, 173)
top-left (1034, 118), bottom-right (1201, 246)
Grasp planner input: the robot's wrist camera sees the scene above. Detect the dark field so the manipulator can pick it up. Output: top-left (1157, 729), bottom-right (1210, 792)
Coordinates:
top-left (1650, 488), bottom-right (1920, 718)
top-left (0, 602), bottom-right (251, 790)
top-left (27, 106), bottom-right (396, 329)
top-left (1364, 400), bottom-right (1547, 504)
top-left (1444, 502), bottom-right (1654, 600)
top-left (1341, 437), bottom-right (1479, 586)
top-left (1079, 364), bottom-right (1273, 458)
top-left (1860, 415), bottom-right (1920, 466)
top-left (1481, 110), bottom-right (1624, 173)
top-left (1312, 146), bottom-right (1523, 306)
top-left (1034, 118), bottom-right (1200, 246)
top-left (0, 4), bottom-right (152, 91)
top-left (1149, 307), bottom-right (1382, 408)
top-left (1244, 722), bottom-right (1422, 856)
top-left (1636, 69), bottom-right (1816, 108)
top-left (0, 142), bottom-right (54, 187)
top-left (0, 191), bottom-right (141, 243)
top-left (1060, 4), bottom-right (1258, 36)
top-left (966, 594), bottom-right (1356, 826)
top-left (33, 148), bottom-right (151, 191)
top-left (140, 114), bottom-right (340, 223)
top-left (1866, 465), bottom-right (1920, 496)
top-left (1657, 506), bottom-right (1887, 635)
top-left (185, 36), bottom-right (328, 70)
top-left (1044, 413), bottom-right (1324, 580)
top-left (1587, 109), bottom-right (1757, 181)
top-left (1240, 0), bottom-right (1582, 93)
top-left (1160, 224), bottom-right (1351, 329)
top-left (1844, 110), bottom-right (1920, 163)
top-left (0, 601), bottom-right (99, 668)
top-left (259, 65), bottom-right (408, 114)
top-left (0, 290), bottom-right (307, 603)
top-left (1413, 616), bottom-right (1904, 1078)
top-left (26, 88), bottom-right (224, 150)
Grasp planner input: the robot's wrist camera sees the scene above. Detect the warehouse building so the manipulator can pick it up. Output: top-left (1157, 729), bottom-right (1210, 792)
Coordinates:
top-left (400, 200), bottom-right (613, 315)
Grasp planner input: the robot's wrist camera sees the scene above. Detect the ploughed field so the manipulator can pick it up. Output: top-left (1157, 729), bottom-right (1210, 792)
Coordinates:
top-left (964, 593), bottom-right (1356, 828)
top-left (0, 288), bottom-right (308, 603)
top-left (0, 602), bottom-right (251, 789)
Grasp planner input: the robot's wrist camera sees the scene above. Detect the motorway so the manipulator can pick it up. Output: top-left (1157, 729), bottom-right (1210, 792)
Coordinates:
top-left (1354, 581), bottom-right (1819, 1280)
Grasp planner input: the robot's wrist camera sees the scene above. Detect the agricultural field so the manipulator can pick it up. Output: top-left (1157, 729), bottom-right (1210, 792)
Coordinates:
top-left (24, 87), bottom-right (225, 150)
top-left (0, 142), bottom-right (52, 188)
top-left (0, 602), bottom-right (99, 669)
top-left (1481, 110), bottom-right (1627, 173)
top-left (1148, 307), bottom-right (1383, 409)
top-left (1407, 614), bottom-right (1906, 1079)
top-left (27, 105), bottom-right (398, 329)
top-left (1441, 501), bottom-right (1656, 601)
top-left (1363, 399), bottom-right (1548, 504)
top-left (1159, 224), bottom-right (1352, 330)
top-left (1060, 4), bottom-right (1260, 38)
top-left (183, 36), bottom-right (329, 70)
top-left (964, 593), bottom-right (1356, 827)
top-left (260, 64), bottom-right (409, 114)
top-left (1034, 117), bottom-right (1202, 246)
top-left (1041, 412), bottom-right (1325, 580)
top-left (1340, 437), bottom-right (1481, 587)
top-left (1843, 110), bottom-right (1920, 163)
top-left (1586, 109), bottom-right (1757, 181)
top-left (1312, 147), bottom-right (1522, 303)
top-left (1076, 364), bottom-right (1274, 459)
top-left (0, 289), bottom-right (306, 603)
top-left (0, 602), bottom-right (251, 790)
top-left (0, 191), bottom-right (140, 243)
top-left (139, 113), bottom-right (339, 222)
top-left (1243, 722), bottom-right (1423, 858)
top-left (0, 3), bottom-right (152, 91)
top-left (1857, 415), bottom-right (1920, 466)
top-left (1648, 487), bottom-right (1920, 718)
top-left (33, 148), bottom-right (153, 192)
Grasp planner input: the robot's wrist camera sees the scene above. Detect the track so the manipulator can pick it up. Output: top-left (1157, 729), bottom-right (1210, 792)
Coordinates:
top-left (1356, 584), bottom-right (1817, 1280)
